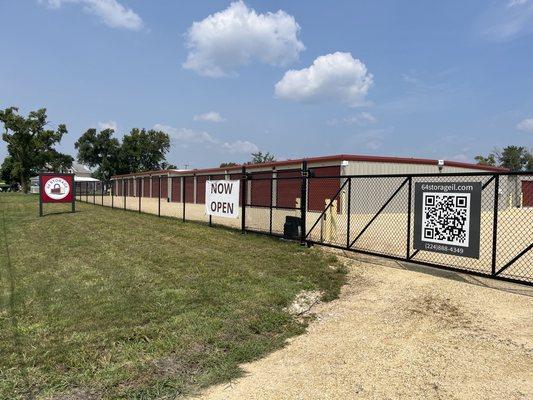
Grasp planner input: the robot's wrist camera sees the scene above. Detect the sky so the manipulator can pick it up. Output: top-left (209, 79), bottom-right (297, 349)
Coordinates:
top-left (1, 0), bottom-right (532, 170)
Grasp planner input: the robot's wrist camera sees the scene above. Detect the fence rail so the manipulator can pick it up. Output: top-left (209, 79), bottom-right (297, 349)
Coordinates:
top-left (75, 169), bottom-right (533, 285)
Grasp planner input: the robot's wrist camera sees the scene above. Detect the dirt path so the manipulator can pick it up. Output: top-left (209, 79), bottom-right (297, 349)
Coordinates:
top-left (196, 252), bottom-right (533, 400)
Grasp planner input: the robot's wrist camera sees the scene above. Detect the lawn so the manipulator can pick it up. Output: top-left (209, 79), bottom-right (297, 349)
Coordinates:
top-left (0, 193), bottom-right (345, 399)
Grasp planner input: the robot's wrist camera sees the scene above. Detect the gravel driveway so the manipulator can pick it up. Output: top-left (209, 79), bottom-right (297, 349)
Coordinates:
top-left (196, 251), bottom-right (533, 400)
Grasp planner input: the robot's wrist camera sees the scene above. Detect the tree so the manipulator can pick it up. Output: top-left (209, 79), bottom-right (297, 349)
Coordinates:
top-left (160, 161), bottom-right (177, 170)
top-left (474, 154), bottom-right (496, 166)
top-left (119, 128), bottom-right (171, 173)
top-left (499, 146), bottom-right (528, 171)
top-left (75, 128), bottom-right (120, 181)
top-left (0, 156), bottom-right (15, 184)
top-left (475, 146), bottom-right (531, 171)
top-left (249, 151), bottom-right (275, 164)
top-left (0, 107), bottom-right (73, 192)
top-left (219, 162), bottom-right (237, 168)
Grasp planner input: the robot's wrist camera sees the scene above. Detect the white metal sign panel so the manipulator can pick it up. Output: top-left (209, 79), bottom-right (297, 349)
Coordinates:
top-left (205, 180), bottom-right (240, 218)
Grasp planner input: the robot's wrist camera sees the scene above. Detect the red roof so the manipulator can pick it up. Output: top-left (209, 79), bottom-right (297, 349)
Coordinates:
top-left (112, 153), bottom-right (507, 178)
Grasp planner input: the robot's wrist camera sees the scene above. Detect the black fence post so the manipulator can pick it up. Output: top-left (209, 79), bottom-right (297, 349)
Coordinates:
top-left (85, 181), bottom-right (88, 202)
top-left (101, 180), bottom-right (104, 205)
top-left (300, 161), bottom-right (308, 245)
top-left (241, 166), bottom-right (246, 233)
top-left (491, 174), bottom-right (500, 276)
top-left (111, 180), bottom-right (114, 208)
top-left (406, 176), bottom-right (412, 259)
top-left (158, 175), bottom-right (161, 217)
top-left (138, 178), bottom-right (141, 213)
top-left (346, 177), bottom-right (352, 248)
top-left (93, 181), bottom-right (96, 204)
top-left (182, 177), bottom-right (186, 222)
top-left (123, 178), bottom-right (126, 210)
top-left (209, 175), bottom-right (212, 227)
top-left (269, 175), bottom-right (273, 235)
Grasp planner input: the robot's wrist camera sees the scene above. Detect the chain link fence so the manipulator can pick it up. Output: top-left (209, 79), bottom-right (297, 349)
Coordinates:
top-left (75, 169), bottom-right (533, 285)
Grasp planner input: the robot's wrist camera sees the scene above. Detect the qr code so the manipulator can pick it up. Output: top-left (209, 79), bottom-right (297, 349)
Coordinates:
top-left (421, 192), bottom-right (470, 247)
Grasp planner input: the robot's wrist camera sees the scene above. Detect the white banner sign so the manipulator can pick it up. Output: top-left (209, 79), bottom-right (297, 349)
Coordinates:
top-left (205, 180), bottom-right (240, 218)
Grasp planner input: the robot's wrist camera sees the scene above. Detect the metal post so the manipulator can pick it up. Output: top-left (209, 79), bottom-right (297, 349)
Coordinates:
top-left (39, 175), bottom-right (43, 217)
top-left (71, 177), bottom-right (76, 213)
top-left (93, 181), bottom-right (96, 204)
top-left (300, 161), bottom-right (308, 245)
top-left (406, 176), bottom-right (412, 259)
top-left (111, 180), bottom-right (114, 208)
top-left (158, 175), bottom-right (161, 217)
top-left (101, 180), bottom-right (104, 206)
top-left (138, 178), bottom-right (141, 213)
top-left (491, 175), bottom-right (500, 276)
top-left (123, 178), bottom-right (126, 210)
top-left (269, 175), bottom-right (273, 235)
top-left (182, 177), bottom-right (186, 222)
top-left (85, 181), bottom-right (88, 202)
top-left (241, 166), bottom-right (246, 233)
top-left (346, 178), bottom-right (352, 248)
top-left (209, 175), bottom-right (212, 227)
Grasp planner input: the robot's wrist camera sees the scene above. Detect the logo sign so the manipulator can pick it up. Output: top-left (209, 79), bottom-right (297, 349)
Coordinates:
top-left (414, 182), bottom-right (481, 259)
top-left (40, 174), bottom-right (74, 204)
top-left (205, 180), bottom-right (240, 218)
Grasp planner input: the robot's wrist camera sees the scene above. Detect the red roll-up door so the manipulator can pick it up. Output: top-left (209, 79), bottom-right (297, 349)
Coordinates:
top-left (276, 170), bottom-right (301, 208)
top-left (184, 176), bottom-right (194, 203)
top-left (523, 181), bottom-right (533, 207)
top-left (196, 176), bottom-right (208, 204)
top-left (151, 177), bottom-right (160, 198)
top-left (308, 166), bottom-right (341, 212)
top-left (143, 177), bottom-right (150, 197)
top-left (170, 177), bottom-right (181, 202)
top-left (160, 176), bottom-right (168, 199)
top-left (250, 172), bottom-right (272, 206)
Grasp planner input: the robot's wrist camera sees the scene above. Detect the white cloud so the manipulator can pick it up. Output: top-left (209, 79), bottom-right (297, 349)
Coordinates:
top-left (516, 118), bottom-right (533, 133)
top-left (478, 0), bottom-right (533, 41)
top-left (349, 127), bottom-right (393, 151)
top-left (183, 1), bottom-right (304, 77)
top-left (98, 120), bottom-right (118, 131)
top-left (154, 124), bottom-right (258, 154)
top-left (193, 111), bottom-right (226, 123)
top-left (275, 52), bottom-right (373, 107)
top-left (328, 112), bottom-right (378, 126)
top-left (221, 140), bottom-right (259, 154)
top-left (40, 0), bottom-right (143, 31)
top-left (153, 124), bottom-right (217, 144)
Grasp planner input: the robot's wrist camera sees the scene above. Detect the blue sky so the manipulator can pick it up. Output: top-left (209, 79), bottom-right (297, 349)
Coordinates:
top-left (1, 0), bottom-right (532, 169)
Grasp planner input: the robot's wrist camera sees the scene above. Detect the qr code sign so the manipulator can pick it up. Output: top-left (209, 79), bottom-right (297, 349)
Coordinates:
top-left (421, 192), bottom-right (471, 247)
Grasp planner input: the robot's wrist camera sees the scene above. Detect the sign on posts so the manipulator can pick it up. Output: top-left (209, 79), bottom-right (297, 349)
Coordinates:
top-left (39, 173), bottom-right (76, 217)
top-left (414, 181), bottom-right (481, 259)
top-left (205, 180), bottom-right (240, 218)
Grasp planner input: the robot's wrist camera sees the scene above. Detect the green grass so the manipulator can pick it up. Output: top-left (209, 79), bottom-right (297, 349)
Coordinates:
top-left (0, 194), bottom-right (345, 399)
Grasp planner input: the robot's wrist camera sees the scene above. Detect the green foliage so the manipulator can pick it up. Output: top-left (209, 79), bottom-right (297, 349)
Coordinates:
top-left (0, 157), bottom-right (15, 183)
top-left (474, 154), bottom-right (496, 166)
top-left (475, 146), bottom-right (532, 171)
top-left (249, 151), bottom-right (275, 164)
top-left (75, 128), bottom-right (120, 181)
top-left (119, 128), bottom-right (171, 173)
top-left (0, 107), bottom-right (73, 192)
top-left (219, 162), bottom-right (237, 167)
top-left (75, 127), bottom-right (172, 181)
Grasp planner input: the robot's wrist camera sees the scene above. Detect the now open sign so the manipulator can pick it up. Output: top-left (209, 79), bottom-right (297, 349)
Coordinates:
top-left (205, 180), bottom-right (240, 218)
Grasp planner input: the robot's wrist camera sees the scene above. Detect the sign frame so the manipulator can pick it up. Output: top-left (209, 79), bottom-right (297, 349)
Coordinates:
top-left (413, 181), bottom-right (482, 259)
top-left (39, 173), bottom-right (76, 217)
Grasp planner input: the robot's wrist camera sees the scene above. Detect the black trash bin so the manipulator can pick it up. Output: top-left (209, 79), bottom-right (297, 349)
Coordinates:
top-left (283, 216), bottom-right (301, 240)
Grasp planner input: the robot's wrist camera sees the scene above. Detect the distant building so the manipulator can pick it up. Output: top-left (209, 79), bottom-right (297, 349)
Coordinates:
top-left (30, 162), bottom-right (98, 194)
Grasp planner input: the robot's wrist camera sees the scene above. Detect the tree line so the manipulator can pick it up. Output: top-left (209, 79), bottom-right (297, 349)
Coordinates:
top-left (0, 107), bottom-right (175, 192)
top-left (0, 107), bottom-right (276, 193)
top-left (475, 146), bottom-right (533, 171)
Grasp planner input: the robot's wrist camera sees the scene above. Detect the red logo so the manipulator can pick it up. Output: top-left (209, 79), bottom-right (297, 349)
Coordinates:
top-left (40, 174), bottom-right (74, 203)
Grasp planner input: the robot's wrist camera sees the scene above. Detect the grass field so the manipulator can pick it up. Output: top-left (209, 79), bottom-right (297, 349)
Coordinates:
top-left (0, 194), bottom-right (346, 399)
